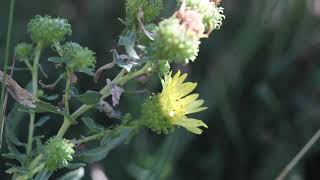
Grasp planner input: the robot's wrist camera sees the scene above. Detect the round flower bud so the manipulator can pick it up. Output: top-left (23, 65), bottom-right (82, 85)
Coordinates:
top-left (152, 17), bottom-right (200, 64)
top-left (178, 0), bottom-right (225, 33)
top-left (141, 71), bottom-right (208, 134)
top-left (126, 0), bottom-right (163, 25)
top-left (28, 15), bottom-right (72, 45)
top-left (61, 42), bottom-right (96, 72)
top-left (15, 43), bottom-right (33, 60)
top-left (44, 137), bottom-right (75, 171)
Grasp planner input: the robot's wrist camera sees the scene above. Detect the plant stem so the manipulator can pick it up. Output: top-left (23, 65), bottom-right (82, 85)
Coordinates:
top-left (75, 132), bottom-right (105, 144)
top-left (275, 129), bottom-right (320, 180)
top-left (0, 0), bottom-right (15, 150)
top-left (27, 42), bottom-right (43, 155)
top-left (56, 62), bottom-right (152, 137)
top-left (57, 70), bottom-right (72, 138)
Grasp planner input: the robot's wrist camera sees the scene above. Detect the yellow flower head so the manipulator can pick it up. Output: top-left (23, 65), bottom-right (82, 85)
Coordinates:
top-left (142, 71), bottom-right (207, 134)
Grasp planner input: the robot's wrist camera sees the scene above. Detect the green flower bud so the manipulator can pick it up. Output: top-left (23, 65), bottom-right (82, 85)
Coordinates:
top-left (126, 0), bottom-right (163, 25)
top-left (141, 72), bottom-right (208, 134)
top-left (15, 43), bottom-right (33, 60)
top-left (178, 0), bottom-right (225, 32)
top-left (152, 17), bottom-right (200, 64)
top-left (44, 137), bottom-right (75, 171)
top-left (61, 42), bottom-right (96, 72)
top-left (28, 15), bottom-right (72, 45)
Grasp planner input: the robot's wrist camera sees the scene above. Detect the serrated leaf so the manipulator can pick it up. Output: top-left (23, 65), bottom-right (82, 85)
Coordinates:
top-left (48, 57), bottom-right (69, 64)
top-left (57, 167), bottom-right (84, 180)
top-left (34, 170), bottom-right (53, 180)
top-left (81, 117), bottom-right (104, 133)
top-left (79, 68), bottom-right (95, 76)
top-left (77, 126), bottom-right (134, 163)
top-left (73, 91), bottom-right (102, 105)
top-left (35, 116), bottom-right (50, 128)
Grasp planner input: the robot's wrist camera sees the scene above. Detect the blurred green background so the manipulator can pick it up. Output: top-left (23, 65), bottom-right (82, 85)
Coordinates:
top-left (1, 0), bottom-right (320, 179)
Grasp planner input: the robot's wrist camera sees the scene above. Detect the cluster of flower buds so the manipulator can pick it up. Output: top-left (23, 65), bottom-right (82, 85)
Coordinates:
top-left (28, 15), bottom-right (72, 46)
top-left (61, 42), bottom-right (96, 72)
top-left (15, 43), bottom-right (33, 61)
top-left (152, 0), bottom-right (225, 63)
top-left (44, 137), bottom-right (75, 171)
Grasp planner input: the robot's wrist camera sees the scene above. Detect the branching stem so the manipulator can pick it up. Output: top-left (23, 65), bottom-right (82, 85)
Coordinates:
top-left (27, 41), bottom-right (43, 155)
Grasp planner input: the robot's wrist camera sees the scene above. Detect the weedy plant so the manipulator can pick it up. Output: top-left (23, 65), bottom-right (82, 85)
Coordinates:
top-left (0, 0), bottom-right (225, 179)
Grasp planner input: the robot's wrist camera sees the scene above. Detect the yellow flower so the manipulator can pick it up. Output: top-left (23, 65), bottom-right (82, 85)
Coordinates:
top-left (142, 71), bottom-right (207, 134)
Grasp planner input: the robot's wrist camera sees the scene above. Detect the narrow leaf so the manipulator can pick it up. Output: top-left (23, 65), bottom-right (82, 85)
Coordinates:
top-left (73, 91), bottom-right (102, 105)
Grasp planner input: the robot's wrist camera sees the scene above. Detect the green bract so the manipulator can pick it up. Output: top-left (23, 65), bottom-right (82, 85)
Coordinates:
top-left (142, 96), bottom-right (174, 134)
top-left (179, 0), bottom-right (225, 32)
top-left (15, 43), bottom-right (33, 60)
top-left (152, 17), bottom-right (200, 64)
top-left (28, 15), bottom-right (72, 45)
top-left (126, 0), bottom-right (163, 25)
top-left (61, 42), bottom-right (96, 72)
top-left (45, 137), bottom-right (75, 171)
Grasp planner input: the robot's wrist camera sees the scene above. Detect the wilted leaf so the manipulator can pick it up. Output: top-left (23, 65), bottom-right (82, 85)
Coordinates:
top-left (0, 70), bottom-right (36, 108)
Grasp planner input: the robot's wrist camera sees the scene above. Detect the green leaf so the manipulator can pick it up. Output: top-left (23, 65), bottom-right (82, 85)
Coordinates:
top-left (35, 116), bottom-right (50, 128)
top-left (34, 170), bottom-right (53, 180)
top-left (2, 153), bottom-right (27, 163)
top-left (65, 163), bottom-right (86, 170)
top-left (73, 90), bottom-right (102, 105)
top-left (5, 120), bottom-right (25, 146)
top-left (5, 167), bottom-right (28, 174)
top-left (118, 31), bottom-right (136, 46)
top-left (48, 57), bottom-right (69, 64)
top-left (77, 126), bottom-right (134, 163)
top-left (79, 68), bottom-right (95, 76)
top-left (42, 94), bottom-right (59, 101)
top-left (36, 138), bottom-right (46, 155)
top-left (81, 117), bottom-right (104, 133)
top-left (57, 167), bottom-right (84, 180)
top-left (34, 100), bottom-right (65, 116)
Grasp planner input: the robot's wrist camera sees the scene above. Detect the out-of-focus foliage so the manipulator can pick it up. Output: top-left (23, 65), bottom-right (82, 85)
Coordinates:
top-left (1, 0), bottom-right (320, 180)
